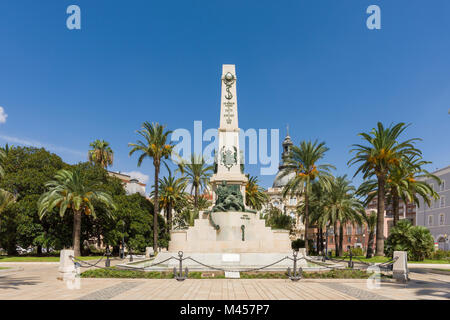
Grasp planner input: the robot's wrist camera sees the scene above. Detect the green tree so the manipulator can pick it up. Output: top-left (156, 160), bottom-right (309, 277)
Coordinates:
top-left (362, 210), bottom-right (377, 258)
top-left (0, 146), bottom-right (67, 254)
top-left (384, 219), bottom-right (434, 261)
top-left (38, 168), bottom-right (116, 256)
top-left (151, 164), bottom-right (187, 232)
top-left (307, 176), bottom-right (363, 256)
top-left (176, 154), bottom-right (213, 210)
top-left (88, 140), bottom-right (114, 169)
top-left (282, 140), bottom-right (335, 254)
top-left (0, 147), bottom-right (5, 178)
top-left (357, 155), bottom-right (440, 227)
top-left (129, 122), bottom-right (173, 252)
top-left (0, 189), bottom-right (15, 215)
top-left (245, 175), bottom-right (268, 211)
top-left (263, 206), bottom-right (293, 230)
top-left (349, 122), bottom-right (422, 256)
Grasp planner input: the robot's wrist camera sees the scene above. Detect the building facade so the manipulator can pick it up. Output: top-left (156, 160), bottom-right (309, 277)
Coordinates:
top-left (366, 198), bottom-right (416, 237)
top-left (107, 171), bottom-right (147, 196)
top-left (265, 132), bottom-right (305, 239)
top-left (416, 165), bottom-right (450, 251)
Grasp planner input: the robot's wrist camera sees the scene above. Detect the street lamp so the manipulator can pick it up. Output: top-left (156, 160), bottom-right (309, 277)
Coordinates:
top-left (120, 221), bottom-right (125, 259)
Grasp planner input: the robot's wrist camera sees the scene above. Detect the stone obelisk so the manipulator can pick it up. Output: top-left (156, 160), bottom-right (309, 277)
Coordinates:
top-left (210, 64), bottom-right (247, 202)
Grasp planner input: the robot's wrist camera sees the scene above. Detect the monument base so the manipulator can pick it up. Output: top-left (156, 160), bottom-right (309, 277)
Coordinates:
top-left (168, 211), bottom-right (292, 253)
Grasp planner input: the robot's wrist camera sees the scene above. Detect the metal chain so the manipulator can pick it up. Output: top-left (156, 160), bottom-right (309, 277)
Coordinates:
top-left (70, 254), bottom-right (106, 268)
top-left (185, 256), bottom-right (290, 273)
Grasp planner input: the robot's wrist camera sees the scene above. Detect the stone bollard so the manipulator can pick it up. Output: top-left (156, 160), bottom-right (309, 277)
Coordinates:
top-left (393, 251), bottom-right (409, 283)
top-left (298, 248), bottom-right (307, 258)
top-left (145, 247), bottom-right (154, 258)
top-left (58, 249), bottom-right (76, 281)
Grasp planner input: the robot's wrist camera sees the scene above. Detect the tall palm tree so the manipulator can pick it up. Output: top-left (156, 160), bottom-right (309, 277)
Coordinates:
top-left (129, 122), bottom-right (173, 252)
top-left (38, 168), bottom-right (116, 256)
top-left (282, 140), bottom-right (335, 254)
top-left (348, 122), bottom-right (421, 256)
top-left (0, 146), bottom-right (6, 178)
top-left (176, 154), bottom-right (214, 210)
top-left (151, 164), bottom-right (187, 232)
top-left (88, 140), bottom-right (114, 168)
top-left (312, 175), bottom-right (363, 256)
top-left (362, 210), bottom-right (377, 258)
top-left (0, 189), bottom-right (15, 215)
top-left (245, 175), bottom-right (269, 211)
top-left (357, 156), bottom-right (440, 227)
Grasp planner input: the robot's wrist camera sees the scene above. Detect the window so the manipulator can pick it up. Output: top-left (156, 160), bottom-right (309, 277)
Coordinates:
top-left (346, 226), bottom-right (352, 235)
top-left (441, 181), bottom-right (445, 191)
top-left (273, 201), bottom-right (279, 207)
top-left (329, 227), bottom-right (334, 235)
top-left (329, 237), bottom-right (333, 244)
top-left (356, 226), bottom-right (362, 234)
top-left (428, 215), bottom-right (433, 226)
top-left (440, 196), bottom-right (445, 208)
top-left (347, 236), bottom-right (352, 243)
top-left (439, 214), bottom-right (445, 226)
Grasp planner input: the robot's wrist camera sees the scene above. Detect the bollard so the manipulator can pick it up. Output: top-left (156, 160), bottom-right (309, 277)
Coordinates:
top-left (105, 246), bottom-right (111, 268)
top-left (174, 251), bottom-right (188, 281)
top-left (348, 248), bottom-right (354, 269)
top-left (393, 251), bottom-right (409, 283)
top-left (288, 250), bottom-right (302, 281)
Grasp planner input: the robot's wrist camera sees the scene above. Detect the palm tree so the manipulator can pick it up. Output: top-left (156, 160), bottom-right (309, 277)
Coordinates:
top-left (358, 157), bottom-right (440, 227)
top-left (176, 154), bottom-right (214, 210)
top-left (0, 147), bottom-right (6, 178)
top-left (245, 175), bottom-right (269, 211)
top-left (362, 210), bottom-right (377, 258)
top-left (129, 122), bottom-right (173, 252)
top-left (88, 140), bottom-right (114, 168)
top-left (349, 122), bottom-right (421, 256)
top-left (38, 168), bottom-right (116, 256)
top-left (0, 189), bottom-right (15, 215)
top-left (152, 164), bottom-right (187, 232)
top-left (313, 175), bottom-right (363, 256)
top-left (281, 140), bottom-right (335, 254)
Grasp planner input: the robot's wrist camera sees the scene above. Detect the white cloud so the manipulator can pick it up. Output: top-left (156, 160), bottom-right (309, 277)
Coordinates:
top-left (123, 171), bottom-right (150, 184)
top-left (0, 107), bottom-right (7, 124)
top-left (0, 134), bottom-right (85, 157)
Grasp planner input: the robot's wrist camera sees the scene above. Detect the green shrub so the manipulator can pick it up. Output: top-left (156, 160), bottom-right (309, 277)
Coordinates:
top-left (291, 238), bottom-right (305, 250)
top-left (431, 249), bottom-right (450, 260)
top-left (385, 220), bottom-right (434, 261)
top-left (349, 247), bottom-right (364, 256)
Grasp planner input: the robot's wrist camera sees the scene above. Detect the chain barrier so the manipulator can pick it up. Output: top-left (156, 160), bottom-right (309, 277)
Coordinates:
top-left (69, 254), bottom-right (106, 268)
top-left (70, 249), bottom-right (399, 282)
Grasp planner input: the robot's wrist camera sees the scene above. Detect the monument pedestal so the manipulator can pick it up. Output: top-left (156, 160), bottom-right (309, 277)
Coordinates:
top-left (168, 212), bottom-right (291, 253)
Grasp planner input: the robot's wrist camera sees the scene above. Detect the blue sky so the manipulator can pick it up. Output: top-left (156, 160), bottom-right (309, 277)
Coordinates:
top-left (0, 0), bottom-right (449, 190)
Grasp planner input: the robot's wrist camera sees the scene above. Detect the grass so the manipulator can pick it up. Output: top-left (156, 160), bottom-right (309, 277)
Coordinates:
top-left (0, 267), bottom-right (10, 270)
top-left (0, 256), bottom-right (106, 262)
top-left (338, 256), bottom-right (450, 264)
top-left (81, 267), bottom-right (386, 279)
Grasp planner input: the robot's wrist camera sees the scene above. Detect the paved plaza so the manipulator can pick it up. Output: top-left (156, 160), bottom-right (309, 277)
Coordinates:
top-left (0, 263), bottom-right (448, 300)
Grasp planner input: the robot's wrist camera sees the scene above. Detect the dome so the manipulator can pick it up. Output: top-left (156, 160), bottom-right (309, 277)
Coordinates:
top-left (272, 170), bottom-right (296, 188)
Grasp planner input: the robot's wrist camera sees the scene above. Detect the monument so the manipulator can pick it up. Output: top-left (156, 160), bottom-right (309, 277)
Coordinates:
top-left (145, 65), bottom-right (304, 271)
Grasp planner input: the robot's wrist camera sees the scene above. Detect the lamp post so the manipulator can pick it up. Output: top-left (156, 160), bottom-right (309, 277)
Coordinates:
top-left (120, 221), bottom-right (125, 259)
top-left (362, 233), bottom-right (366, 254)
